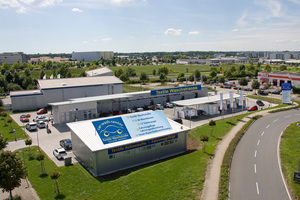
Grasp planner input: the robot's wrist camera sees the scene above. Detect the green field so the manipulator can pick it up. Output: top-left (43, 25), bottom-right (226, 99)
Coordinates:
top-left (280, 122), bottom-right (300, 199)
top-left (0, 115), bottom-right (27, 141)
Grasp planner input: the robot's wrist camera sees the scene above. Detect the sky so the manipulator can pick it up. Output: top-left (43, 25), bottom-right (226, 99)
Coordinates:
top-left (0, 0), bottom-right (300, 54)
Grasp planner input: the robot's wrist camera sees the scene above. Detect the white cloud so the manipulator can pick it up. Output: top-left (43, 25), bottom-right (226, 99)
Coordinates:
top-left (232, 29), bottom-right (239, 32)
top-left (164, 28), bottom-right (182, 36)
top-left (16, 5), bottom-right (26, 12)
top-left (0, 0), bottom-right (62, 13)
top-left (72, 7), bottom-right (82, 12)
top-left (82, 41), bottom-right (87, 44)
top-left (188, 31), bottom-right (199, 35)
top-left (258, 0), bottom-right (282, 17)
top-left (288, 0), bottom-right (300, 4)
top-left (102, 37), bottom-right (112, 41)
top-left (237, 11), bottom-right (248, 27)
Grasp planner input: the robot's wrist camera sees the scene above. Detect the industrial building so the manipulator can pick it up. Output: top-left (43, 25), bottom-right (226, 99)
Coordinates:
top-left (0, 52), bottom-right (27, 65)
top-left (10, 76), bottom-right (123, 111)
top-left (85, 67), bottom-right (113, 77)
top-left (67, 110), bottom-right (190, 176)
top-left (72, 51), bottom-right (114, 62)
top-left (258, 71), bottom-right (300, 88)
top-left (49, 85), bottom-right (207, 124)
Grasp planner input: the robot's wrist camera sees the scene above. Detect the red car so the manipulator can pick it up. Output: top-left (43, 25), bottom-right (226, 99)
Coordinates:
top-left (248, 105), bottom-right (258, 111)
top-left (20, 115), bottom-right (29, 122)
top-left (37, 108), bottom-right (47, 114)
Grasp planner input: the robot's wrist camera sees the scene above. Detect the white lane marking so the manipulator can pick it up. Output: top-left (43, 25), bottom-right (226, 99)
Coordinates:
top-left (254, 164), bottom-right (257, 173)
top-left (256, 182), bottom-right (260, 195)
top-left (273, 119), bottom-right (278, 123)
top-left (266, 124), bottom-right (270, 129)
top-left (261, 131), bottom-right (265, 136)
top-left (254, 150), bottom-right (257, 158)
top-left (257, 140), bottom-right (260, 146)
top-left (284, 115), bottom-right (291, 118)
top-left (277, 131), bottom-right (292, 200)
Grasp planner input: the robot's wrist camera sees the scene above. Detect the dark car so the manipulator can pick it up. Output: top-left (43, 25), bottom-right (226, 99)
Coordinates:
top-left (224, 85), bottom-right (232, 89)
top-left (37, 108), bottom-right (47, 114)
top-left (258, 90), bottom-right (268, 95)
top-left (171, 118), bottom-right (183, 124)
top-left (60, 139), bottom-right (72, 150)
top-left (248, 105), bottom-right (258, 111)
top-left (256, 100), bottom-right (265, 106)
top-left (244, 88), bottom-right (253, 91)
top-left (272, 90), bottom-right (281, 95)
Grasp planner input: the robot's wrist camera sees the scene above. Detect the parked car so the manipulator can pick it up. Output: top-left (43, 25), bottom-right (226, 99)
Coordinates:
top-left (248, 105), bottom-right (258, 111)
top-left (36, 108), bottom-right (47, 114)
top-left (244, 88), bottom-right (253, 91)
top-left (272, 90), bottom-right (281, 94)
top-left (53, 148), bottom-right (67, 160)
top-left (224, 85), bottom-right (232, 89)
top-left (155, 104), bottom-right (164, 110)
top-left (171, 118), bottom-right (183, 124)
top-left (164, 103), bottom-right (174, 108)
top-left (258, 90), bottom-right (268, 95)
top-left (36, 115), bottom-right (50, 122)
top-left (36, 121), bottom-right (46, 128)
top-left (26, 122), bottom-right (37, 131)
top-left (112, 110), bottom-right (122, 115)
top-left (256, 100), bottom-right (265, 106)
top-left (59, 139), bottom-right (72, 150)
top-left (197, 110), bottom-right (207, 116)
top-left (233, 86), bottom-right (242, 90)
top-left (20, 115), bottom-right (29, 123)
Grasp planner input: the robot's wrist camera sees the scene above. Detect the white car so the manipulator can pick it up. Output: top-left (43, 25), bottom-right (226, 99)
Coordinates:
top-left (36, 121), bottom-right (46, 128)
top-left (53, 148), bottom-right (67, 160)
top-left (26, 122), bottom-right (37, 131)
top-left (36, 115), bottom-right (50, 122)
top-left (164, 103), bottom-right (174, 108)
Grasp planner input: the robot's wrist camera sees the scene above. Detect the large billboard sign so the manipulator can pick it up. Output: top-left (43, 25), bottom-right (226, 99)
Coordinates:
top-left (281, 83), bottom-right (291, 104)
top-left (150, 85), bottom-right (201, 96)
top-left (92, 110), bottom-right (172, 145)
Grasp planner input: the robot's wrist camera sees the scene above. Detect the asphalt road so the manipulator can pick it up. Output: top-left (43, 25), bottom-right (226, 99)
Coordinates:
top-left (230, 109), bottom-right (300, 200)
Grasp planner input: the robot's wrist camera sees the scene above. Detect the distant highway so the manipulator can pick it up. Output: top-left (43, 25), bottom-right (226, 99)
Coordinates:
top-left (230, 109), bottom-right (300, 200)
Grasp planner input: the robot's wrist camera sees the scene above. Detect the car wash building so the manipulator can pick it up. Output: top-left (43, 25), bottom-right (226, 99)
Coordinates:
top-left (67, 110), bottom-right (190, 176)
top-left (49, 84), bottom-right (207, 125)
top-left (258, 71), bottom-right (300, 87)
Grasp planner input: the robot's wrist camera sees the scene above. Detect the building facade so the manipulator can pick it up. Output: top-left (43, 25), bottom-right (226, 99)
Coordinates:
top-left (258, 71), bottom-right (300, 88)
top-left (0, 52), bottom-right (27, 65)
top-left (72, 51), bottom-right (114, 62)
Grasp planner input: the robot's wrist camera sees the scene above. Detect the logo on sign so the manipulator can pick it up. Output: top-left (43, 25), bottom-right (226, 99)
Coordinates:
top-left (92, 117), bottom-right (131, 144)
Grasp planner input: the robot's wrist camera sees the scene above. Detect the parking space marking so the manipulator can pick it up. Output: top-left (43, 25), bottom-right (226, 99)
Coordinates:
top-left (273, 119), bottom-right (278, 123)
top-left (257, 140), bottom-right (260, 146)
top-left (261, 131), bottom-right (264, 136)
top-left (254, 150), bottom-right (257, 158)
top-left (256, 182), bottom-right (260, 195)
top-left (266, 124), bottom-right (270, 129)
top-left (254, 164), bottom-right (257, 173)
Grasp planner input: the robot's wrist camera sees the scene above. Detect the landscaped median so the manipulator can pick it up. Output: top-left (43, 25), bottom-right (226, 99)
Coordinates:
top-left (280, 122), bottom-right (300, 199)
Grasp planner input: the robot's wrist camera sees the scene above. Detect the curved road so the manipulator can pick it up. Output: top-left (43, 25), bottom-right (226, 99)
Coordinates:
top-left (230, 109), bottom-right (300, 200)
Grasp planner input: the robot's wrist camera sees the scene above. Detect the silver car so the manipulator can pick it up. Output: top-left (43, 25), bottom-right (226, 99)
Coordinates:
top-left (26, 122), bottom-right (37, 131)
top-left (37, 121), bottom-right (46, 128)
top-left (36, 115), bottom-right (50, 122)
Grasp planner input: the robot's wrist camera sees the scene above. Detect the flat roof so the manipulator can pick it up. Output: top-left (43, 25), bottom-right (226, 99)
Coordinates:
top-left (173, 93), bottom-right (241, 106)
top-left (37, 76), bottom-right (123, 90)
top-left (10, 90), bottom-right (42, 97)
top-left (67, 111), bottom-right (190, 152)
top-left (85, 67), bottom-right (112, 76)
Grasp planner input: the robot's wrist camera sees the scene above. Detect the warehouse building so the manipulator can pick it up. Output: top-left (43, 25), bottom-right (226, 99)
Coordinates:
top-left (67, 110), bottom-right (190, 176)
top-left (0, 52), bottom-right (27, 65)
top-left (72, 51), bottom-right (114, 62)
top-left (85, 67), bottom-right (113, 77)
top-left (49, 85), bottom-right (207, 125)
top-left (10, 76), bottom-right (123, 111)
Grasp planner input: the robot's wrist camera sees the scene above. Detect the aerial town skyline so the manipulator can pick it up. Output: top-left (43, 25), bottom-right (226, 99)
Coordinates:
top-left (1, 0), bottom-right (300, 53)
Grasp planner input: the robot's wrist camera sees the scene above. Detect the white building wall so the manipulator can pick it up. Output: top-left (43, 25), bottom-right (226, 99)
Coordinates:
top-left (11, 94), bottom-right (45, 111)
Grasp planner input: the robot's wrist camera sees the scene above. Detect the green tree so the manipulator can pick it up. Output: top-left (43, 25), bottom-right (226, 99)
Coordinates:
top-left (0, 133), bottom-right (8, 150)
top-left (159, 73), bottom-right (167, 83)
top-left (114, 68), bottom-right (123, 77)
top-left (218, 76), bottom-right (225, 84)
top-left (139, 72), bottom-right (149, 84)
top-left (158, 66), bottom-right (169, 75)
top-left (279, 65), bottom-right (287, 71)
top-left (36, 152), bottom-right (46, 174)
top-left (209, 70), bottom-right (217, 78)
top-left (209, 120), bottom-right (216, 138)
top-left (195, 70), bottom-right (201, 80)
top-left (126, 67), bottom-right (136, 77)
top-left (152, 69), bottom-right (156, 76)
top-left (25, 138), bottom-right (32, 159)
top-left (264, 64), bottom-right (272, 72)
top-left (7, 118), bottom-right (13, 132)
top-left (251, 80), bottom-right (260, 94)
top-left (50, 171), bottom-right (61, 194)
top-left (1, 112), bottom-right (8, 126)
top-left (40, 70), bottom-right (46, 79)
top-left (119, 74), bottom-right (129, 82)
top-left (5, 71), bottom-right (14, 83)
top-left (238, 78), bottom-right (248, 88)
top-left (200, 135), bottom-right (209, 153)
top-left (0, 151), bottom-right (27, 200)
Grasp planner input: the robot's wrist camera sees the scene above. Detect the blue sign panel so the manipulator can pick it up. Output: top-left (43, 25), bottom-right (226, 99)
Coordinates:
top-left (92, 117), bottom-right (131, 145)
top-left (281, 83), bottom-right (291, 90)
top-left (92, 110), bottom-right (172, 145)
top-left (108, 134), bottom-right (178, 154)
top-left (150, 85), bottom-right (201, 96)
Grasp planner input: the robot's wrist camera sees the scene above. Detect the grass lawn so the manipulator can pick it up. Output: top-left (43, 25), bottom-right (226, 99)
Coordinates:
top-left (16, 114), bottom-right (252, 200)
top-left (0, 115), bottom-right (27, 141)
top-left (280, 122), bottom-right (300, 200)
